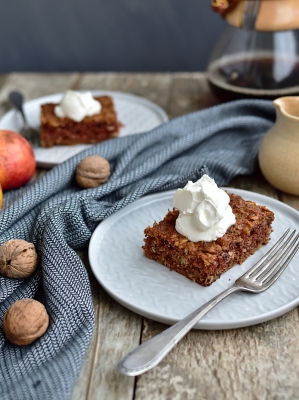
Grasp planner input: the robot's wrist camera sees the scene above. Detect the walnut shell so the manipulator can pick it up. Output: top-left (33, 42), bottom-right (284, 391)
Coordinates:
top-left (0, 239), bottom-right (39, 278)
top-left (3, 298), bottom-right (49, 346)
top-left (76, 155), bottom-right (110, 188)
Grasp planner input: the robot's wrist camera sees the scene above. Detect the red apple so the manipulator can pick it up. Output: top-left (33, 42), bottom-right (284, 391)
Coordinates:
top-left (0, 130), bottom-right (36, 191)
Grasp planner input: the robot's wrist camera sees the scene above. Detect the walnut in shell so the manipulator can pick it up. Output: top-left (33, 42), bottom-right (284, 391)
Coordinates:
top-left (0, 239), bottom-right (39, 278)
top-left (76, 155), bottom-right (110, 188)
top-left (3, 298), bottom-right (49, 346)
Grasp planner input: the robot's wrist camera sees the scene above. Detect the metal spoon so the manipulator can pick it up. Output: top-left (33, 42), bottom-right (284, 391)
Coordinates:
top-left (9, 90), bottom-right (40, 147)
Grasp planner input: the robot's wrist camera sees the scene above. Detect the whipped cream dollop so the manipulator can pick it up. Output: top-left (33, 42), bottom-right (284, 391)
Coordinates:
top-left (54, 90), bottom-right (101, 122)
top-left (172, 175), bottom-right (236, 242)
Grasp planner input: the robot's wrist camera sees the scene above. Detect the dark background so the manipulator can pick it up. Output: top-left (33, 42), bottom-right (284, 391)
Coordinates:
top-left (0, 0), bottom-right (226, 72)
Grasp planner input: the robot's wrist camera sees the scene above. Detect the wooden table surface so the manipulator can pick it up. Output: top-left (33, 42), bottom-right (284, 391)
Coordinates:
top-left (1, 72), bottom-right (299, 400)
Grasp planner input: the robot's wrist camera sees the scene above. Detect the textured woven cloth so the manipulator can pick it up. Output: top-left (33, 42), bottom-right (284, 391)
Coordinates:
top-left (0, 99), bottom-right (275, 399)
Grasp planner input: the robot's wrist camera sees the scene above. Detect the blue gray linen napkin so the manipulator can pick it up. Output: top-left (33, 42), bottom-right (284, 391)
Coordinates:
top-left (0, 99), bottom-right (275, 399)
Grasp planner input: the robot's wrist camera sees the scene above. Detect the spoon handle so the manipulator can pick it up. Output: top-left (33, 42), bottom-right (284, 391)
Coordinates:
top-left (8, 90), bottom-right (40, 147)
top-left (9, 91), bottom-right (27, 122)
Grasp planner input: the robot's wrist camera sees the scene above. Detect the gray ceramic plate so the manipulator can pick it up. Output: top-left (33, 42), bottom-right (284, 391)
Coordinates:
top-left (0, 90), bottom-right (169, 168)
top-left (89, 188), bottom-right (299, 330)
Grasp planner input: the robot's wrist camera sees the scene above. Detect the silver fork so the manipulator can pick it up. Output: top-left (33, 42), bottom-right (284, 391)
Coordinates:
top-left (118, 228), bottom-right (299, 376)
top-left (9, 90), bottom-right (40, 147)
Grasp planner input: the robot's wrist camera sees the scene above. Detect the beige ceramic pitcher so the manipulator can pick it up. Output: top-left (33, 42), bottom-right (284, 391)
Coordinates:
top-left (259, 96), bottom-right (299, 195)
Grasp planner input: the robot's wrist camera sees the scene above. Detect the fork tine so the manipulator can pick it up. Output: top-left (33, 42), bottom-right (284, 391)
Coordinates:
top-left (243, 228), bottom-right (291, 278)
top-left (262, 237), bottom-right (299, 288)
top-left (252, 230), bottom-right (297, 281)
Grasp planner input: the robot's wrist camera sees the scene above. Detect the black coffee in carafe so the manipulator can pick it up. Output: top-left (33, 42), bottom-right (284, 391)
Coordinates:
top-left (219, 56), bottom-right (299, 90)
top-left (208, 0), bottom-right (299, 100)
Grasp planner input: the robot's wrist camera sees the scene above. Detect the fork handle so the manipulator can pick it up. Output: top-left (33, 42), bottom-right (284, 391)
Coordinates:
top-left (117, 283), bottom-right (241, 376)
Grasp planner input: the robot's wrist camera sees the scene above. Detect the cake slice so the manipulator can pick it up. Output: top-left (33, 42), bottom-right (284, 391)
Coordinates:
top-left (143, 193), bottom-right (274, 286)
top-left (40, 95), bottom-right (121, 147)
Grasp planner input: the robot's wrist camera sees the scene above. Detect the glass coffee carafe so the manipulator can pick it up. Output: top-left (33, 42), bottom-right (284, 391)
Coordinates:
top-left (207, 0), bottom-right (299, 100)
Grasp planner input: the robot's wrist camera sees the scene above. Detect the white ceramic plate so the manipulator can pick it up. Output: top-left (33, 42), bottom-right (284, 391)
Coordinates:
top-left (0, 91), bottom-right (168, 168)
top-left (88, 188), bottom-right (299, 330)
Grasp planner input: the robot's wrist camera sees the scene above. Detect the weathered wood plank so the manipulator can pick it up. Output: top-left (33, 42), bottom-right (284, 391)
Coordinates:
top-left (72, 251), bottom-right (141, 400)
top-left (121, 73), bottom-right (172, 110)
top-left (77, 72), bottom-right (136, 93)
top-left (168, 72), bottom-right (220, 118)
top-left (0, 74), bottom-right (9, 91)
top-left (228, 170), bottom-right (279, 198)
top-left (85, 287), bottom-right (141, 400)
top-left (135, 310), bottom-right (299, 400)
top-left (0, 72), bottom-right (80, 100)
top-left (279, 192), bottom-right (299, 212)
top-left (0, 73), bottom-right (79, 118)
top-left (78, 72), bottom-right (172, 112)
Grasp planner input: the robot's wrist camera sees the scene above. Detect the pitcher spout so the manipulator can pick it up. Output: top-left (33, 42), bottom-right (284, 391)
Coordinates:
top-left (273, 96), bottom-right (299, 121)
